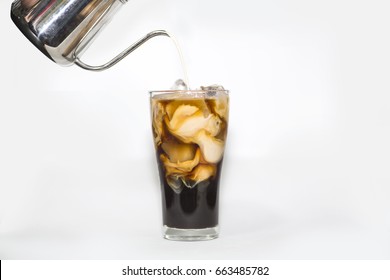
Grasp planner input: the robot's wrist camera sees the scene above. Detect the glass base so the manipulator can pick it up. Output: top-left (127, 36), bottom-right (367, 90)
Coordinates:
top-left (163, 225), bottom-right (219, 241)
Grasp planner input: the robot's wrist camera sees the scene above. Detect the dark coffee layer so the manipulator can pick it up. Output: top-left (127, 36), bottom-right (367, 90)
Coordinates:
top-left (158, 160), bottom-right (223, 229)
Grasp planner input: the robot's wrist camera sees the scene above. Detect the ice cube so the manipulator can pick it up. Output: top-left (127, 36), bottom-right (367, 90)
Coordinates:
top-left (200, 84), bottom-right (225, 97)
top-left (200, 84), bottom-right (225, 91)
top-left (167, 175), bottom-right (184, 194)
top-left (171, 79), bottom-right (188, 90)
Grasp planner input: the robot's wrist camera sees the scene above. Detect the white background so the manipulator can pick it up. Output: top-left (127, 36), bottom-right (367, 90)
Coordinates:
top-left (0, 0), bottom-right (389, 259)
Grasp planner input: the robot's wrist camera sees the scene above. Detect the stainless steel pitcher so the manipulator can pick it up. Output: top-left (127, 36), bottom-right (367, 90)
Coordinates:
top-left (10, 0), bottom-right (169, 71)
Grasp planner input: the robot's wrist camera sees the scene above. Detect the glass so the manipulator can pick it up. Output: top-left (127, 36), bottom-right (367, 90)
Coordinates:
top-left (150, 89), bottom-right (229, 241)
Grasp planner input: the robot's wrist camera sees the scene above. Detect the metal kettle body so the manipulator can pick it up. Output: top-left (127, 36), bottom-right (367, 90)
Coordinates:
top-left (11, 0), bottom-right (168, 71)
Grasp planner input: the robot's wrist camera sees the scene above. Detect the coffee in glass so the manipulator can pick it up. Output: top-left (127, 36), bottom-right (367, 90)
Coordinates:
top-left (150, 85), bottom-right (229, 241)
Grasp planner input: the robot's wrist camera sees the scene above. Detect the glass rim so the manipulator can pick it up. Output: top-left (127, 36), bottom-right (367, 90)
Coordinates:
top-left (149, 89), bottom-right (229, 96)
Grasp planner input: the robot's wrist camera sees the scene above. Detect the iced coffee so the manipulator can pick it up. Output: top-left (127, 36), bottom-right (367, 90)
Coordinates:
top-left (150, 85), bottom-right (229, 241)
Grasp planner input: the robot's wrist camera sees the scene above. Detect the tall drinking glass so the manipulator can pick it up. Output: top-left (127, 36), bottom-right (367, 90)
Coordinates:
top-left (150, 89), bottom-right (229, 241)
